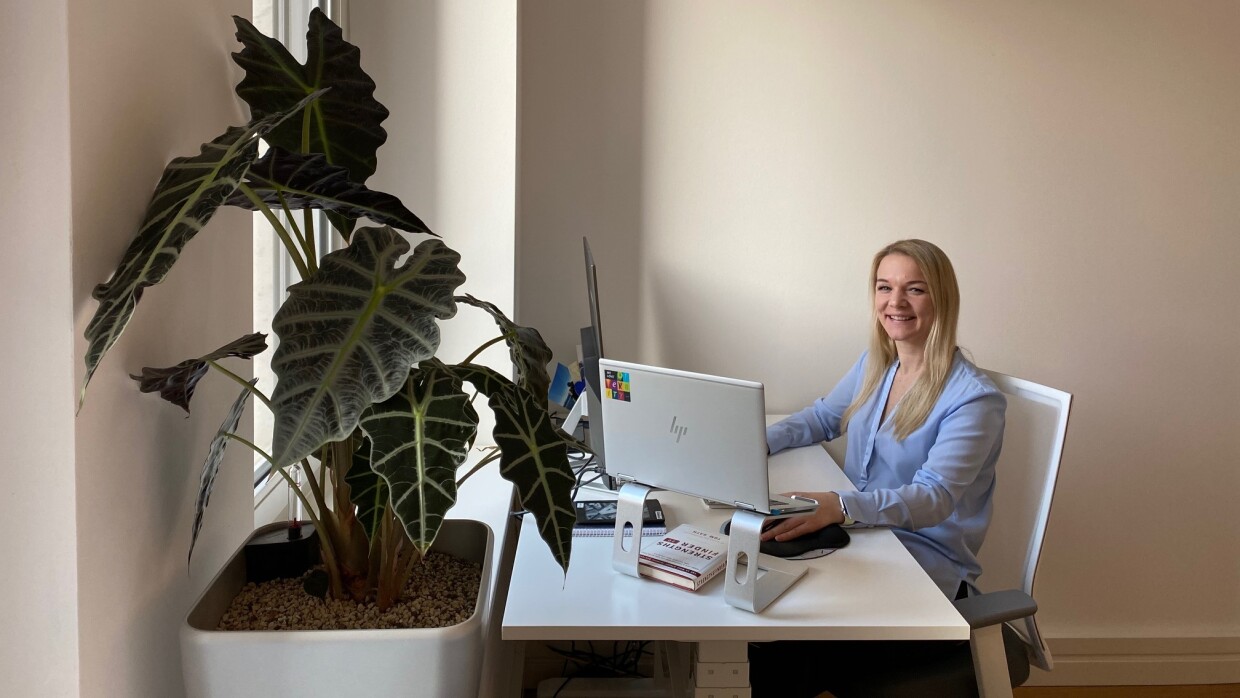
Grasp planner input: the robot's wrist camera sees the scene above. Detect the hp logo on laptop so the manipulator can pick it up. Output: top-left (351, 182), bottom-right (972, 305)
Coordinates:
top-left (669, 416), bottom-right (688, 443)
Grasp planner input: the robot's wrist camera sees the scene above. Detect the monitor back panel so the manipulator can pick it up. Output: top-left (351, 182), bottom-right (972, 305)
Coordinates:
top-left (598, 358), bottom-right (769, 509)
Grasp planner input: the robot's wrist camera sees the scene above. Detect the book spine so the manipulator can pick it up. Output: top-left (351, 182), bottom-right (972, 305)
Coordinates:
top-left (573, 527), bottom-right (666, 538)
top-left (638, 555), bottom-right (710, 579)
top-left (638, 561), bottom-right (723, 591)
top-left (638, 564), bottom-right (697, 590)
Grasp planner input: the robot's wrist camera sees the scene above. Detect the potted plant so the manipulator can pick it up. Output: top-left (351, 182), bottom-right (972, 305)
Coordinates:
top-left (79, 9), bottom-right (577, 697)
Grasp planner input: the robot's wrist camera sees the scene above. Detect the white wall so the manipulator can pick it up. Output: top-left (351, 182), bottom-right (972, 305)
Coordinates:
top-left (68, 2), bottom-right (253, 697)
top-left (519, 0), bottom-right (1240, 682)
top-left (349, 4), bottom-right (520, 696)
top-left (0, 2), bottom-right (80, 696)
top-left (350, 0), bottom-right (518, 374)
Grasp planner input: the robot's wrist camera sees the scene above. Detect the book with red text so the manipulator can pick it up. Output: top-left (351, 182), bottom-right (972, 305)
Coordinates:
top-left (637, 524), bottom-right (727, 592)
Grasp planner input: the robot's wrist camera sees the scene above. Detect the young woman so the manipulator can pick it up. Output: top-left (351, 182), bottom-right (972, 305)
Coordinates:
top-left (751, 239), bottom-right (1006, 697)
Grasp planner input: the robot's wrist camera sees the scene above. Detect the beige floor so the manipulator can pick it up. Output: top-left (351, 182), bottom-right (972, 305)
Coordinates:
top-left (1014, 686), bottom-right (1240, 698)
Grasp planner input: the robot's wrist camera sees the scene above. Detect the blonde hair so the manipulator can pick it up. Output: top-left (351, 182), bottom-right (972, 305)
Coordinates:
top-left (840, 239), bottom-right (960, 440)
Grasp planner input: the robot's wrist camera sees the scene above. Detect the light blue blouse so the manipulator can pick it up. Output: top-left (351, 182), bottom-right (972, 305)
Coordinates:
top-left (766, 350), bottom-right (1006, 598)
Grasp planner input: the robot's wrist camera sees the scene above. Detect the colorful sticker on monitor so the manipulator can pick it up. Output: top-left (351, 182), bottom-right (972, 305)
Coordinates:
top-left (604, 370), bottom-right (631, 401)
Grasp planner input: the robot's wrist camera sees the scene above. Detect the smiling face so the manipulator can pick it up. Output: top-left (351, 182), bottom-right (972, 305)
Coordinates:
top-left (874, 253), bottom-right (935, 348)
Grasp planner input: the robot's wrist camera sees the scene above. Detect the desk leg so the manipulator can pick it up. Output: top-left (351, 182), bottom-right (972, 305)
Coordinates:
top-left (971, 624), bottom-right (1014, 698)
top-left (654, 639), bottom-right (694, 694)
top-left (692, 640), bottom-right (751, 697)
top-left (502, 640), bottom-right (526, 698)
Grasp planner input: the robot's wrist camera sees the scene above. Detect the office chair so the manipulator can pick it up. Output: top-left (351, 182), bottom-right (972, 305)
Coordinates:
top-left (831, 370), bottom-right (1072, 698)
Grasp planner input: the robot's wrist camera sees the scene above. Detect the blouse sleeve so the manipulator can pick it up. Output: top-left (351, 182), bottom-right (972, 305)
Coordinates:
top-left (839, 390), bottom-right (1006, 530)
top-left (765, 353), bottom-right (867, 455)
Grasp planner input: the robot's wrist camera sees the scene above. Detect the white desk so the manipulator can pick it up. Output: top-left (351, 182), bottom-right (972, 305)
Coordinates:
top-left (502, 442), bottom-right (968, 692)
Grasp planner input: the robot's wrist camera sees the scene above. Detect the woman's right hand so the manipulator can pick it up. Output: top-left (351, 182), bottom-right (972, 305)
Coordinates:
top-left (760, 491), bottom-right (844, 542)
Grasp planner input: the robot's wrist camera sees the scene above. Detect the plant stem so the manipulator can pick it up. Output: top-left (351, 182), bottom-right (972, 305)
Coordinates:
top-left (222, 432), bottom-right (274, 464)
top-left (303, 208), bottom-right (316, 266)
top-left (301, 106), bottom-right (312, 154)
top-left (460, 335), bottom-right (507, 366)
top-left (237, 182), bottom-right (311, 280)
top-left (301, 456), bottom-right (327, 515)
top-left (206, 360), bottom-right (273, 411)
top-left (278, 193), bottom-right (316, 275)
top-left (457, 449), bottom-right (501, 486)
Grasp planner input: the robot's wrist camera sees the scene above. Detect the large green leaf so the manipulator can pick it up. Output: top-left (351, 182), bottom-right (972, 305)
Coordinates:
top-left (130, 333), bottom-right (268, 414)
top-left (455, 294), bottom-right (554, 403)
top-left (232, 9), bottom-right (386, 184)
top-left (269, 227), bottom-right (465, 469)
top-left (82, 92), bottom-right (323, 404)
top-left (189, 380), bottom-right (256, 562)
top-left (226, 147), bottom-right (432, 237)
top-left (359, 361), bottom-right (480, 553)
top-left (454, 364), bottom-right (575, 573)
top-left (83, 128), bottom-right (255, 402)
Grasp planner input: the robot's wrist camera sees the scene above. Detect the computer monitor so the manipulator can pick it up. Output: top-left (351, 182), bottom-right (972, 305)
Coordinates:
top-left (579, 238), bottom-right (613, 489)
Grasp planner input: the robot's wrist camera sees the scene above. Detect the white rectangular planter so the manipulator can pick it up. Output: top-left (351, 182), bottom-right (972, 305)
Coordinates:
top-left (182, 519), bottom-right (494, 698)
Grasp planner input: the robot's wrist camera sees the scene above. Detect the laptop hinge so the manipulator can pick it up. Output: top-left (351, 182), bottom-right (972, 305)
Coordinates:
top-left (733, 501), bottom-right (759, 512)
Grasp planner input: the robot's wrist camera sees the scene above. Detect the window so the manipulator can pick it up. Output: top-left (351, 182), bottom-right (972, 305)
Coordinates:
top-left (252, 0), bottom-right (344, 496)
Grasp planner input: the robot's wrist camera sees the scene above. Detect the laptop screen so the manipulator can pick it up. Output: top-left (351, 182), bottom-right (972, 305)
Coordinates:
top-left (598, 358), bottom-right (775, 511)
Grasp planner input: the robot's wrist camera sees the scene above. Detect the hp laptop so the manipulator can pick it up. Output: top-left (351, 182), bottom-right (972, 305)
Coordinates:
top-left (598, 358), bottom-right (817, 516)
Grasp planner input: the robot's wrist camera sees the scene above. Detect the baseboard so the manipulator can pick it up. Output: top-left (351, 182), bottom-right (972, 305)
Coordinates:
top-left (1024, 636), bottom-right (1240, 686)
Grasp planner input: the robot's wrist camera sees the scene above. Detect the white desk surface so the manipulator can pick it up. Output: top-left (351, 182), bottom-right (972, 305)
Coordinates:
top-left (502, 441), bottom-right (968, 643)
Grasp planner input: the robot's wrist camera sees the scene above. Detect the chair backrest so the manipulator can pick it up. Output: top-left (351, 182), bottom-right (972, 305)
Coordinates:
top-left (978, 370), bottom-right (1072, 672)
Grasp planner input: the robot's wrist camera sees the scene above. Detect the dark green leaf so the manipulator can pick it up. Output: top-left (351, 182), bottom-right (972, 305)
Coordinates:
top-left (359, 360), bottom-right (480, 553)
top-left (455, 364), bottom-right (574, 573)
top-left (269, 227), bottom-right (466, 469)
top-left (344, 434), bottom-right (386, 543)
top-left (130, 333), bottom-right (268, 414)
top-left (190, 380), bottom-right (256, 562)
top-left (456, 295), bottom-right (554, 403)
top-left (232, 9), bottom-right (387, 183)
top-left (326, 211), bottom-right (358, 242)
top-left (226, 148), bottom-right (432, 236)
top-left (81, 91), bottom-right (323, 404)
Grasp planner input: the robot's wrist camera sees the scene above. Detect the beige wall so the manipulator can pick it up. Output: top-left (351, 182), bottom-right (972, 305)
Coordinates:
top-left (349, 6), bottom-right (520, 694)
top-left (351, 0), bottom-right (518, 375)
top-left (0, 2), bottom-right (80, 696)
top-left (350, 0), bottom-right (518, 475)
top-left (519, 0), bottom-right (1240, 669)
top-left (68, 2), bottom-right (253, 697)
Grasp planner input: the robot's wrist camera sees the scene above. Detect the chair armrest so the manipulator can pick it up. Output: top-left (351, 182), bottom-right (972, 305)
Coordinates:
top-left (953, 589), bottom-right (1037, 629)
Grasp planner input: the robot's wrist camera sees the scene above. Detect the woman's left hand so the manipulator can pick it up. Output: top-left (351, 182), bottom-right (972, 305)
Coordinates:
top-left (760, 491), bottom-right (845, 542)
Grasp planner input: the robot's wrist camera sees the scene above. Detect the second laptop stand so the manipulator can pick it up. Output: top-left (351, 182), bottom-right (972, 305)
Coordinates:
top-left (722, 509), bottom-right (807, 613)
top-left (610, 482), bottom-right (806, 613)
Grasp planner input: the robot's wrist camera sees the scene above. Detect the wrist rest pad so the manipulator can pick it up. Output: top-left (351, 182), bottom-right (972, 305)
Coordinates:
top-left (720, 521), bottom-right (851, 558)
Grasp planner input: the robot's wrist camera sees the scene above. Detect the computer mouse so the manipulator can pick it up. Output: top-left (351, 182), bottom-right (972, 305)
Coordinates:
top-left (719, 521), bottom-right (850, 559)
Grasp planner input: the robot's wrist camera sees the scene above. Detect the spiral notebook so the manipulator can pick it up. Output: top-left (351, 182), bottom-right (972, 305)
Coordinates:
top-left (573, 498), bottom-right (666, 537)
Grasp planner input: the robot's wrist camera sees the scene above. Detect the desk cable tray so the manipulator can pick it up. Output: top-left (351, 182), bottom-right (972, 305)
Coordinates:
top-left (610, 482), bottom-right (806, 614)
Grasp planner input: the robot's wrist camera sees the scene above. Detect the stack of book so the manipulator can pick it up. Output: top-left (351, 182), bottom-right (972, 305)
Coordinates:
top-left (572, 499), bottom-right (667, 537)
top-left (637, 524), bottom-right (727, 592)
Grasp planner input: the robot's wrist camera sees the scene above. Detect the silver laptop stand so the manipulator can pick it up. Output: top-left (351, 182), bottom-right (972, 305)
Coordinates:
top-left (610, 481), bottom-right (806, 613)
top-left (611, 481), bottom-right (654, 577)
top-left (722, 509), bottom-right (808, 613)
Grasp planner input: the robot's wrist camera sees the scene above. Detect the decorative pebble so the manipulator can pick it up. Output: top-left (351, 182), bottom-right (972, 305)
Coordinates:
top-left (217, 551), bottom-right (482, 631)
